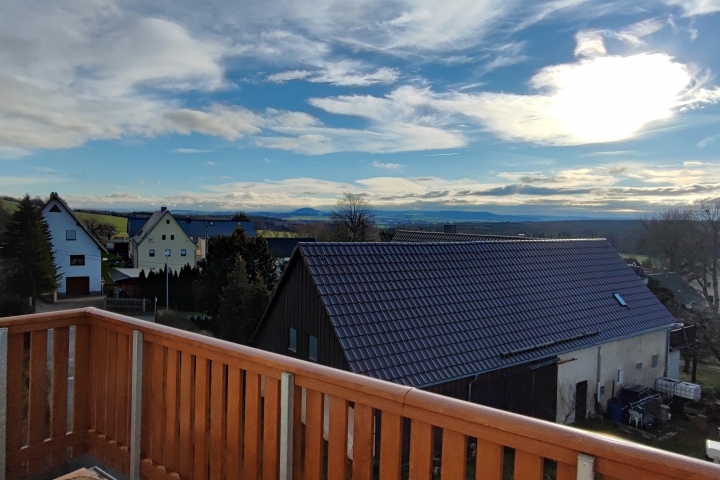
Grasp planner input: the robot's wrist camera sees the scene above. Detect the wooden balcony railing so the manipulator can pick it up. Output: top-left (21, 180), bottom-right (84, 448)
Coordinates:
top-left (1, 308), bottom-right (719, 480)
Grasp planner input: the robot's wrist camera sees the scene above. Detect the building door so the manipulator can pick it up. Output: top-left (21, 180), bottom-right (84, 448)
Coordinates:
top-left (66, 277), bottom-right (90, 295)
top-left (575, 381), bottom-right (588, 423)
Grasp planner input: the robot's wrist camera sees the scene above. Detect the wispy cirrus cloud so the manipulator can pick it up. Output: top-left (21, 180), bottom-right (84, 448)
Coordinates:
top-left (371, 160), bottom-right (403, 169)
top-left (172, 148), bottom-right (214, 154)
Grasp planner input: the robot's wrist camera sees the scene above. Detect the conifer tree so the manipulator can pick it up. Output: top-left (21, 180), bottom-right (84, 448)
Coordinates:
top-left (0, 195), bottom-right (59, 298)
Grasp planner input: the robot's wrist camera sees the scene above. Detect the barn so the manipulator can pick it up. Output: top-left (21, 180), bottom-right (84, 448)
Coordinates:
top-left (253, 239), bottom-right (677, 423)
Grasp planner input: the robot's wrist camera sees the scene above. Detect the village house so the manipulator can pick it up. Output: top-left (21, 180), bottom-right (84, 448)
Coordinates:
top-left (41, 192), bottom-right (107, 295)
top-left (129, 207), bottom-right (201, 273)
top-left (254, 239), bottom-right (677, 424)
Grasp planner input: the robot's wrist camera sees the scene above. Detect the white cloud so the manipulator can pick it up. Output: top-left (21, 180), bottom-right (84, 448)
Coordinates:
top-left (371, 160), bottom-right (403, 169)
top-left (698, 134), bottom-right (720, 147)
top-left (267, 70), bottom-right (313, 83)
top-left (0, 146), bottom-right (32, 159)
top-left (665, 0), bottom-right (720, 16)
top-left (574, 31), bottom-right (607, 57)
top-left (162, 105), bottom-right (264, 140)
top-left (172, 148), bottom-right (213, 154)
top-left (205, 161), bottom-right (215, 165)
top-left (268, 66), bottom-right (399, 86)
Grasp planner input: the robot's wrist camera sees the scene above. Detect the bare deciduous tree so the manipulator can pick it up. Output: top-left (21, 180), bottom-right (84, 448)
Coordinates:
top-left (330, 193), bottom-right (376, 242)
top-left (80, 215), bottom-right (118, 243)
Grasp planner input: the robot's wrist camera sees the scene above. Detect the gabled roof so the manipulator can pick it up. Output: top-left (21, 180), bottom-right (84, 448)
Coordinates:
top-left (42, 193), bottom-right (108, 253)
top-left (647, 272), bottom-right (708, 307)
top-left (280, 240), bottom-right (676, 387)
top-left (130, 211), bottom-right (166, 245)
top-left (128, 216), bottom-right (255, 238)
top-left (109, 268), bottom-right (142, 283)
top-left (392, 230), bottom-right (538, 242)
top-left (266, 237), bottom-right (316, 258)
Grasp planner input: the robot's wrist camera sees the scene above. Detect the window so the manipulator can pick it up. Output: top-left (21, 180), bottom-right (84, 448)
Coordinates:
top-left (166, 219), bottom-right (170, 224)
top-left (288, 327), bottom-right (297, 352)
top-left (613, 293), bottom-right (627, 306)
top-left (181, 249), bottom-right (186, 257)
top-left (66, 230), bottom-right (76, 241)
top-left (617, 369), bottom-right (624, 384)
top-left (49, 205), bottom-right (61, 213)
top-left (652, 354), bottom-right (659, 369)
top-left (162, 235), bottom-right (166, 240)
top-left (309, 335), bottom-right (318, 361)
top-left (635, 362), bottom-right (643, 370)
top-left (171, 235), bottom-right (174, 240)
top-left (149, 249), bottom-right (155, 257)
top-left (70, 255), bottom-right (85, 266)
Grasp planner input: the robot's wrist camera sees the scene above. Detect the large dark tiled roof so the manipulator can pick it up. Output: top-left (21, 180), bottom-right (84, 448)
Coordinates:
top-left (392, 230), bottom-right (538, 242)
top-left (296, 240), bottom-right (676, 387)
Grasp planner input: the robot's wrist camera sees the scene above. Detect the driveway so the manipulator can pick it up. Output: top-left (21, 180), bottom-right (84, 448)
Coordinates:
top-left (35, 295), bottom-right (105, 313)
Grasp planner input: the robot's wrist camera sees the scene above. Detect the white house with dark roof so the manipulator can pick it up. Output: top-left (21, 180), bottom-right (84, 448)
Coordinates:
top-left (41, 193), bottom-right (107, 295)
top-left (130, 207), bottom-right (201, 273)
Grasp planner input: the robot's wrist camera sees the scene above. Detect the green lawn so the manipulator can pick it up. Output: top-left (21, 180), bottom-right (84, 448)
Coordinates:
top-left (76, 212), bottom-right (128, 237)
top-left (257, 230), bottom-right (298, 238)
top-left (0, 199), bottom-right (19, 212)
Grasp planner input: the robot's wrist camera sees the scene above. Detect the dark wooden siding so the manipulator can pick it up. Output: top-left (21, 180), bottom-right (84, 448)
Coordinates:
top-left (470, 357), bottom-right (558, 421)
top-left (255, 254), bottom-right (349, 371)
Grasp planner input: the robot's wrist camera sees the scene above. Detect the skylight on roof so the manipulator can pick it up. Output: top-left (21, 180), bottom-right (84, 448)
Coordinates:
top-left (613, 293), bottom-right (627, 306)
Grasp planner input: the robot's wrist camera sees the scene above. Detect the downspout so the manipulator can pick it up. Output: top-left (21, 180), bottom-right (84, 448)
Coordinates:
top-left (595, 346), bottom-right (602, 417)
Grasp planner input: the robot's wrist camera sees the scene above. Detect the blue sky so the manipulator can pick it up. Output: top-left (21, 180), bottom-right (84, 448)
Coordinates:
top-left (2, 0), bottom-right (720, 215)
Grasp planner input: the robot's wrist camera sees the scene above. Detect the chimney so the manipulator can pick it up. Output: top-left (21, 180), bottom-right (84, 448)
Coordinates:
top-left (161, 206), bottom-right (167, 212)
top-left (444, 224), bottom-right (457, 234)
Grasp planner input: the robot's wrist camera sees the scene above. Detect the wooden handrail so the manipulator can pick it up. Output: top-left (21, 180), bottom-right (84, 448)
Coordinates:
top-left (1, 308), bottom-right (719, 480)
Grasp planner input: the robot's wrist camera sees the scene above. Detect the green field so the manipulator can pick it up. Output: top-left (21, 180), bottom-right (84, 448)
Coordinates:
top-left (257, 230), bottom-right (298, 238)
top-left (75, 212), bottom-right (128, 237)
top-left (0, 199), bottom-right (19, 212)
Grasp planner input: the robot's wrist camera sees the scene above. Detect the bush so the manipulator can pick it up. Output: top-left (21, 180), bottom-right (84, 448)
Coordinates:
top-left (155, 309), bottom-right (214, 336)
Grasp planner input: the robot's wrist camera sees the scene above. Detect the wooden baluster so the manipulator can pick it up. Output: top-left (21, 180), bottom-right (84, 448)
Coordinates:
top-left (140, 340), bottom-right (152, 460)
top-left (51, 327), bottom-right (70, 467)
top-left (194, 358), bottom-right (209, 480)
top-left (6, 333), bottom-right (24, 478)
top-left (352, 404), bottom-right (373, 480)
top-left (514, 451), bottom-right (543, 480)
top-left (408, 420), bottom-right (432, 480)
top-left (379, 412), bottom-right (403, 480)
top-left (226, 366), bottom-right (244, 480)
top-left (28, 330), bottom-right (48, 474)
top-left (328, 396), bottom-right (349, 480)
top-left (441, 430), bottom-right (466, 480)
top-left (244, 372), bottom-right (262, 480)
top-left (94, 328), bottom-right (109, 443)
top-left (475, 439), bottom-right (503, 480)
top-left (304, 389), bottom-right (324, 480)
top-left (150, 343), bottom-right (166, 467)
top-left (210, 361), bottom-right (226, 480)
top-left (164, 348), bottom-right (179, 475)
top-left (105, 330), bottom-right (118, 469)
top-left (263, 377), bottom-right (280, 480)
top-left (556, 462), bottom-right (576, 480)
top-left (177, 352), bottom-right (194, 479)
top-left (115, 333), bottom-right (130, 473)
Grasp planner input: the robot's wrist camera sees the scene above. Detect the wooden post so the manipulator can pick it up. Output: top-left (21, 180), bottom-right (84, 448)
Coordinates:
top-left (130, 331), bottom-right (144, 480)
top-left (280, 373), bottom-right (295, 480)
top-left (0, 328), bottom-right (8, 480)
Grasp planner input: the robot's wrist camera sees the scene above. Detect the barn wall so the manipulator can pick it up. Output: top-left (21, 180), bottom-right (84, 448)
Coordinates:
top-left (255, 255), bottom-right (349, 371)
top-left (556, 329), bottom-right (668, 424)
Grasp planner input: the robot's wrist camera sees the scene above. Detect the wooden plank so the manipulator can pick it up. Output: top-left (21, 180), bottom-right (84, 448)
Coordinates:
top-left (475, 439), bottom-right (503, 480)
top-left (177, 352), bottom-right (193, 479)
top-left (193, 357), bottom-right (209, 480)
top-left (328, 395), bottom-right (349, 480)
top-left (263, 377), bottom-right (280, 480)
top-left (225, 365), bottom-right (243, 480)
top-left (105, 331), bottom-right (119, 448)
top-left (408, 420), bottom-right (432, 480)
top-left (28, 329), bottom-right (48, 474)
top-left (151, 342), bottom-right (166, 466)
top-left (556, 462), bottom-right (576, 480)
top-left (515, 450), bottom-right (543, 480)
top-left (210, 360), bottom-right (226, 480)
top-left (141, 340), bottom-right (153, 459)
top-left (352, 404), bottom-right (374, 480)
top-left (94, 328), bottom-right (109, 438)
top-left (304, 389), bottom-right (324, 480)
top-left (115, 333), bottom-right (130, 450)
top-left (51, 327), bottom-right (70, 466)
top-left (379, 412), bottom-right (403, 480)
top-left (72, 324), bottom-right (91, 457)
top-left (292, 385), bottom-right (303, 480)
top-left (164, 348), bottom-right (179, 475)
top-left (441, 430), bottom-right (466, 480)
top-left (6, 333), bottom-right (25, 479)
top-left (244, 371), bottom-right (262, 480)
top-left (7, 431), bottom-right (87, 466)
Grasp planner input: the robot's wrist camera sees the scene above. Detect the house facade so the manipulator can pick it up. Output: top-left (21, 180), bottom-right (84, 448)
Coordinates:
top-left (254, 239), bottom-right (677, 424)
top-left (41, 193), bottom-right (107, 295)
top-left (130, 208), bottom-right (201, 273)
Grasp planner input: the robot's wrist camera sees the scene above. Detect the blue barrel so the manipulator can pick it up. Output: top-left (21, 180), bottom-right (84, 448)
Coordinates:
top-left (607, 402), bottom-right (624, 423)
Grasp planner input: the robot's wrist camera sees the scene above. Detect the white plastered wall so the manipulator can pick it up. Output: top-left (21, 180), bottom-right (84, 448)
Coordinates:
top-left (556, 329), bottom-right (668, 424)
